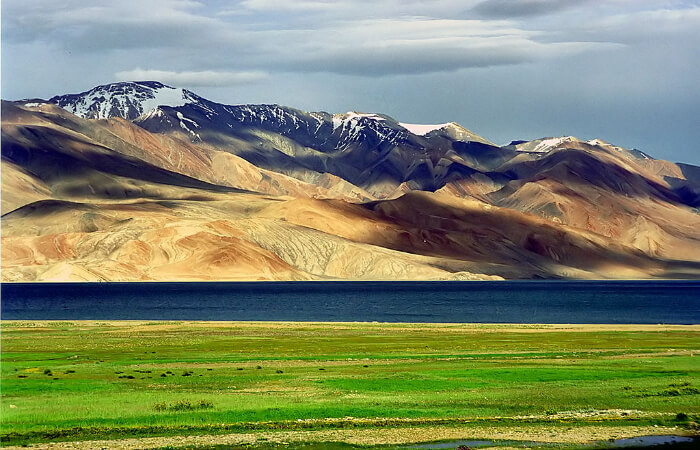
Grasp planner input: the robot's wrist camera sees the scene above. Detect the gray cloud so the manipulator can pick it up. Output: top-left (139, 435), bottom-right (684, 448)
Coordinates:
top-left (115, 69), bottom-right (269, 87)
top-left (0, 0), bottom-right (615, 77)
top-left (238, 17), bottom-right (614, 76)
top-left (470, 0), bottom-right (587, 18)
top-left (2, 0), bottom-right (699, 165)
top-left (1, 0), bottom-right (241, 51)
top-left (281, 39), bottom-right (607, 76)
top-left (556, 7), bottom-right (700, 45)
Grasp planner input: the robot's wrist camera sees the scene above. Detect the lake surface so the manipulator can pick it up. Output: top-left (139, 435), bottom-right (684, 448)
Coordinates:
top-left (1, 281), bottom-right (699, 323)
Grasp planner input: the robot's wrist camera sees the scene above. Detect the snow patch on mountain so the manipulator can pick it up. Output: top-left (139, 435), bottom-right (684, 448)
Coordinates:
top-left (528, 136), bottom-right (580, 153)
top-left (140, 107), bottom-right (166, 120)
top-left (587, 139), bottom-right (607, 147)
top-left (398, 122), bottom-right (451, 136)
top-left (49, 81), bottom-right (190, 120)
top-left (332, 112), bottom-right (385, 132)
top-left (345, 112), bottom-right (385, 121)
top-left (176, 111), bottom-right (201, 140)
top-left (141, 87), bottom-right (188, 114)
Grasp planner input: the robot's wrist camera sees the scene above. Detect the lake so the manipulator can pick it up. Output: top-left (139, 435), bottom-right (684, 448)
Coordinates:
top-left (2, 280), bottom-right (698, 323)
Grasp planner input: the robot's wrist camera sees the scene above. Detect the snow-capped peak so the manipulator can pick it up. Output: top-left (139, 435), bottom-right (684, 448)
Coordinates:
top-left (398, 122), bottom-right (451, 136)
top-left (587, 139), bottom-right (654, 160)
top-left (528, 136), bottom-right (580, 153)
top-left (587, 138), bottom-right (609, 147)
top-left (332, 111), bottom-right (387, 132)
top-left (343, 111), bottom-right (385, 121)
top-left (49, 81), bottom-right (192, 120)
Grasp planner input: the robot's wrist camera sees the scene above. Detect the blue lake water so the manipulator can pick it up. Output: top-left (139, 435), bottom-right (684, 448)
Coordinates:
top-left (2, 280), bottom-right (699, 323)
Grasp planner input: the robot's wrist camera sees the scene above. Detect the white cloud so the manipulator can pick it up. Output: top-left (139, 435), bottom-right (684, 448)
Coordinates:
top-left (2, 0), bottom-right (697, 79)
top-left (114, 69), bottom-right (269, 87)
top-left (240, 17), bottom-right (615, 75)
top-left (238, 0), bottom-right (340, 12)
top-left (2, 0), bottom-right (238, 51)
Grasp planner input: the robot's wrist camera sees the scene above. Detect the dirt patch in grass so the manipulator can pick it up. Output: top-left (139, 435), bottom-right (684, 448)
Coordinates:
top-left (3, 424), bottom-right (694, 449)
top-left (6, 321), bottom-right (700, 334)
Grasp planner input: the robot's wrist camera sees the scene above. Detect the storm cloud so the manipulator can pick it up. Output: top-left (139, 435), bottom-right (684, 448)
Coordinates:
top-left (2, 0), bottom-right (699, 164)
top-left (471, 0), bottom-right (587, 18)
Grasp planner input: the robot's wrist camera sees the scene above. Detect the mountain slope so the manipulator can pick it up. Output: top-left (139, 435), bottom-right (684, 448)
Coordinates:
top-left (489, 139), bottom-right (700, 261)
top-left (43, 82), bottom-right (504, 198)
top-left (2, 82), bottom-right (699, 281)
top-left (48, 81), bottom-right (193, 120)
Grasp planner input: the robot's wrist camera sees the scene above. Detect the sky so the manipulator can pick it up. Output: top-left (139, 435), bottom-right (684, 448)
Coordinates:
top-left (2, 0), bottom-right (699, 165)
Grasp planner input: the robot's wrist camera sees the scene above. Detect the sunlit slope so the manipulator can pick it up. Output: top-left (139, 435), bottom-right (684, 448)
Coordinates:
top-left (2, 92), bottom-right (699, 281)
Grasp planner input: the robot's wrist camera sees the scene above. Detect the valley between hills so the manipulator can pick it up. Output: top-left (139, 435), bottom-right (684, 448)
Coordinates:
top-left (2, 81), bottom-right (699, 282)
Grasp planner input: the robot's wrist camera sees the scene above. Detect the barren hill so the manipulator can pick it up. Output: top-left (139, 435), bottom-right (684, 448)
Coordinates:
top-left (2, 82), bottom-right (699, 281)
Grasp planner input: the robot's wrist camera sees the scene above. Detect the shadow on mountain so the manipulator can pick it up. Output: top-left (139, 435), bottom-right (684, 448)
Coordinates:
top-left (2, 125), bottom-right (245, 196)
top-left (452, 141), bottom-right (516, 170)
top-left (498, 148), bottom-right (684, 204)
top-left (359, 191), bottom-right (674, 277)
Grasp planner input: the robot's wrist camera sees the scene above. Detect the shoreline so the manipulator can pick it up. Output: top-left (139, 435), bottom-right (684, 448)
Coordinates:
top-left (4, 422), bottom-right (697, 449)
top-left (3, 278), bottom-right (700, 283)
top-left (3, 321), bottom-right (700, 331)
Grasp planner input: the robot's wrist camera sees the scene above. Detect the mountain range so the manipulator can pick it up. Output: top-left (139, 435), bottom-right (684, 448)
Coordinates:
top-left (2, 81), bottom-right (699, 281)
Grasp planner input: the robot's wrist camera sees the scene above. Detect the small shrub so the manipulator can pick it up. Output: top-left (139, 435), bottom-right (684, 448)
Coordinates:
top-left (170, 400), bottom-right (193, 411)
top-left (153, 400), bottom-right (214, 412)
top-left (43, 369), bottom-right (52, 376)
top-left (276, 370), bottom-right (284, 374)
top-left (676, 413), bottom-right (689, 421)
top-left (256, 366), bottom-right (262, 370)
top-left (661, 388), bottom-right (682, 396)
top-left (64, 370), bottom-right (76, 374)
top-left (658, 386), bottom-right (699, 397)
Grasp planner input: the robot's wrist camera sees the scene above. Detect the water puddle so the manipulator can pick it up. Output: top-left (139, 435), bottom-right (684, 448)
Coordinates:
top-left (604, 435), bottom-right (696, 447)
top-left (405, 435), bottom-right (697, 449)
top-left (408, 440), bottom-right (499, 448)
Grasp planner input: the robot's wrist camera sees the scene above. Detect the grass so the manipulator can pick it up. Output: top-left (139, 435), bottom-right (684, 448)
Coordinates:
top-left (1, 321), bottom-right (699, 447)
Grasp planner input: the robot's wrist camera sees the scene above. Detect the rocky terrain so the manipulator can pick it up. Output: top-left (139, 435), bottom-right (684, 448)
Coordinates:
top-left (2, 81), bottom-right (699, 281)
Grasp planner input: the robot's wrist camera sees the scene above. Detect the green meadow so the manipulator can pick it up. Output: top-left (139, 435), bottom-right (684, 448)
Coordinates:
top-left (1, 321), bottom-right (699, 447)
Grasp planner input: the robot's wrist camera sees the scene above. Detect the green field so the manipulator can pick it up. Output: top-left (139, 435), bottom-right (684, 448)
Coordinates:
top-left (1, 321), bottom-right (699, 448)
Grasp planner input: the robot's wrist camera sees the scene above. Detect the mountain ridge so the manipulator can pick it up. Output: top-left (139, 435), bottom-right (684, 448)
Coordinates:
top-left (3, 81), bottom-right (699, 282)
